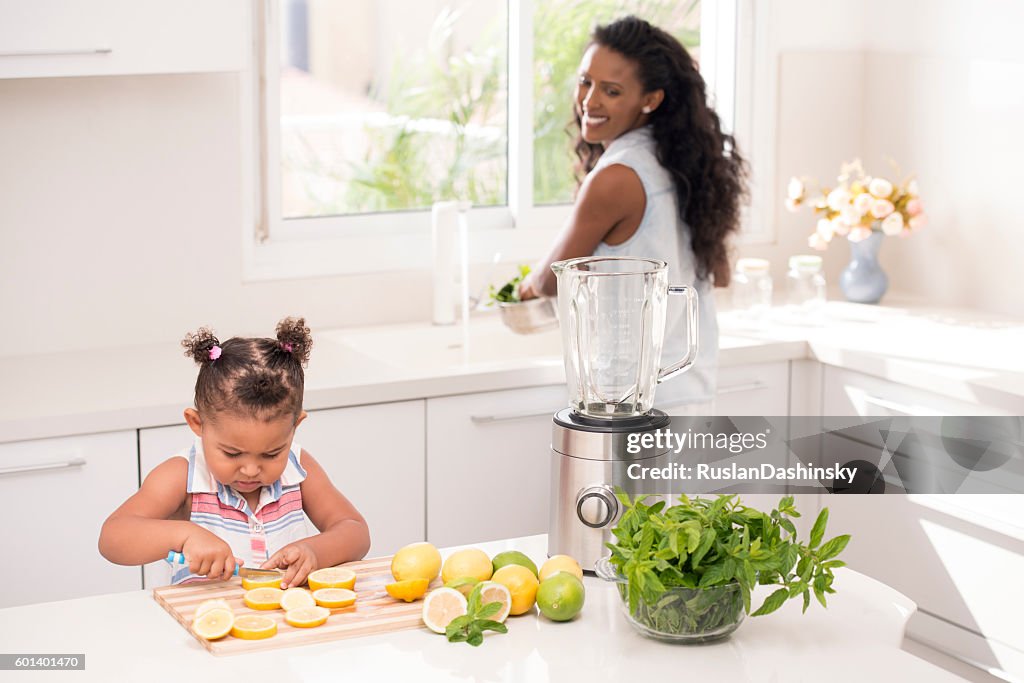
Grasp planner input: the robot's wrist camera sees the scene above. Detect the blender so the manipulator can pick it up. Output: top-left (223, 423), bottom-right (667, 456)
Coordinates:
top-left (547, 256), bottom-right (699, 571)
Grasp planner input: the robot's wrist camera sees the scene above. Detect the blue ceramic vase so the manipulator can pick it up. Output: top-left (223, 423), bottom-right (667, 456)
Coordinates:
top-left (839, 231), bottom-right (888, 304)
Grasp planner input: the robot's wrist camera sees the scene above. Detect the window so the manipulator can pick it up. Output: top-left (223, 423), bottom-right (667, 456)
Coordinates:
top-left (251, 0), bottom-right (751, 279)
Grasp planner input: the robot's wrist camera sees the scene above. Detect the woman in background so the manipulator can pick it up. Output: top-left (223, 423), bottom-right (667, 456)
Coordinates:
top-left (519, 15), bottom-right (748, 412)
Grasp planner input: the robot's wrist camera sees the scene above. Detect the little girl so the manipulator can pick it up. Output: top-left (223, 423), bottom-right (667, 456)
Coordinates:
top-left (99, 317), bottom-right (370, 589)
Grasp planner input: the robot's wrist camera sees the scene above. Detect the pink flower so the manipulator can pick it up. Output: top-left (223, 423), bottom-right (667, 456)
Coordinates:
top-left (909, 214), bottom-right (928, 230)
top-left (808, 233), bottom-right (829, 251)
top-left (787, 177), bottom-right (805, 201)
top-left (816, 218), bottom-right (835, 241)
top-left (881, 211), bottom-right (904, 236)
top-left (785, 197), bottom-right (801, 212)
top-left (853, 193), bottom-right (873, 215)
top-left (848, 226), bottom-right (873, 242)
top-left (831, 217), bottom-right (851, 236)
top-left (209, 345), bottom-right (222, 361)
top-left (870, 198), bottom-right (895, 219)
top-left (869, 177), bottom-right (894, 198)
top-left (827, 188), bottom-right (853, 211)
top-left (906, 198), bottom-right (923, 216)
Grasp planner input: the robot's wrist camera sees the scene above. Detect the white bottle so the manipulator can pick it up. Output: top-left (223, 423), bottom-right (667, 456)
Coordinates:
top-left (786, 255), bottom-right (827, 322)
top-left (732, 258), bottom-right (773, 324)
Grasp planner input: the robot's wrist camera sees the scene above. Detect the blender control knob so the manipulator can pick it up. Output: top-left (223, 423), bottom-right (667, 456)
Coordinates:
top-left (575, 486), bottom-right (619, 529)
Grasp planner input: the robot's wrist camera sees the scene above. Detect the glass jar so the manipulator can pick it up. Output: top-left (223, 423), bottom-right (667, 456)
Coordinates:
top-left (786, 254), bottom-right (827, 315)
top-left (731, 258), bottom-right (773, 321)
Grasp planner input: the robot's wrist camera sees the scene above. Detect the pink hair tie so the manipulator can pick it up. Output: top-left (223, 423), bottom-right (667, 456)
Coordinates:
top-left (281, 343), bottom-right (294, 353)
top-left (208, 345), bottom-right (222, 361)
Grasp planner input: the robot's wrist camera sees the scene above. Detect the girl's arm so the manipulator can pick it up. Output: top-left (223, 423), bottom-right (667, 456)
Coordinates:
top-left (98, 458), bottom-right (237, 581)
top-left (261, 451), bottom-right (370, 588)
top-left (520, 163), bottom-right (645, 298)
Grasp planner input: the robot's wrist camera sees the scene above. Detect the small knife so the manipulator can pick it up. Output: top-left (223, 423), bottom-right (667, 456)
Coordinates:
top-left (165, 551), bottom-right (283, 578)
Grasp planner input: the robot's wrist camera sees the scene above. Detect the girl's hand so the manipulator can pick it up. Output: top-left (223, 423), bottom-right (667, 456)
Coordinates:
top-left (518, 274), bottom-right (540, 301)
top-left (261, 542), bottom-right (319, 590)
top-left (181, 527), bottom-right (238, 581)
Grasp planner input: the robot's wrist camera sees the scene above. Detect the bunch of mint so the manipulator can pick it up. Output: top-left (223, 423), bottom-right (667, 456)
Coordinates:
top-left (445, 584), bottom-right (508, 647)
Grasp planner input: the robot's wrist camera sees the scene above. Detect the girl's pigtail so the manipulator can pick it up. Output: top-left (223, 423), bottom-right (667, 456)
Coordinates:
top-left (275, 317), bottom-right (312, 367)
top-left (182, 327), bottom-right (222, 365)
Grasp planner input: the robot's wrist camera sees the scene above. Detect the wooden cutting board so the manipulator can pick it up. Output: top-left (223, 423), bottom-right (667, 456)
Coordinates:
top-left (153, 555), bottom-right (439, 656)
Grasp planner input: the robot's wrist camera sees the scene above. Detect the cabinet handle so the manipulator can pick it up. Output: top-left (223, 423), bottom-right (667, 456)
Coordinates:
top-left (0, 458), bottom-right (87, 476)
top-left (0, 47), bottom-right (113, 58)
top-left (861, 394), bottom-right (942, 417)
top-left (470, 409), bottom-right (559, 424)
top-left (716, 380), bottom-right (768, 396)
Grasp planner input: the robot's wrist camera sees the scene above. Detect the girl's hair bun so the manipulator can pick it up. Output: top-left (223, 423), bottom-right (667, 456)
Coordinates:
top-left (182, 327), bottom-right (221, 365)
top-left (275, 317), bottom-right (312, 367)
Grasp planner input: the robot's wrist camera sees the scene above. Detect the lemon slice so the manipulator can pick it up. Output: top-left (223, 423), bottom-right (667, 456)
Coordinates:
top-left (307, 567), bottom-right (357, 591)
top-left (474, 581), bottom-right (513, 623)
top-left (194, 598), bottom-right (232, 619)
top-left (243, 587), bottom-right (284, 610)
top-left (284, 605), bottom-right (330, 628)
top-left (421, 587), bottom-right (468, 634)
top-left (192, 607), bottom-right (234, 640)
top-left (280, 587), bottom-right (316, 611)
top-left (230, 614), bottom-right (278, 640)
top-left (313, 588), bottom-right (357, 608)
top-left (385, 578), bottom-right (430, 602)
top-left (241, 573), bottom-right (283, 591)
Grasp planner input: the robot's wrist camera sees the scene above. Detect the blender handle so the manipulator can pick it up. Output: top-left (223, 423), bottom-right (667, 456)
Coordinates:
top-left (657, 284), bottom-right (699, 383)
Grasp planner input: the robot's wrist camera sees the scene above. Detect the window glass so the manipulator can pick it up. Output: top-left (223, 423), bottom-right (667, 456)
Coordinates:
top-left (532, 0), bottom-right (701, 205)
top-left (279, 0), bottom-right (508, 219)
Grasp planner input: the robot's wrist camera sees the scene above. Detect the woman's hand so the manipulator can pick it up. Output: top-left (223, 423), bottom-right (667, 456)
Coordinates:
top-left (261, 541), bottom-right (319, 590)
top-left (517, 274), bottom-right (541, 301)
top-left (181, 527), bottom-right (239, 581)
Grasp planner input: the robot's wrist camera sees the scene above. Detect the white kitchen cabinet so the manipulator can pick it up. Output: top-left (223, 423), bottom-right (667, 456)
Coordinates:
top-left (0, 431), bottom-right (141, 607)
top-left (822, 365), bottom-right (1024, 677)
top-left (426, 385), bottom-right (566, 548)
top-left (712, 361), bottom-right (790, 416)
top-left (0, 0), bottom-right (248, 79)
top-left (138, 401), bottom-right (426, 586)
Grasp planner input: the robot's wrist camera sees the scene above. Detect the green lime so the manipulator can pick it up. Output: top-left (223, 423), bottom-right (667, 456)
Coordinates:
top-left (492, 550), bottom-right (538, 578)
top-left (536, 572), bottom-right (585, 622)
top-left (444, 576), bottom-right (479, 596)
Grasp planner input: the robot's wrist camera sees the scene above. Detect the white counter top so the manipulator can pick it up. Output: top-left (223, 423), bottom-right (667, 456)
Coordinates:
top-left (1, 301), bottom-right (1022, 443)
top-left (0, 535), bottom-right (966, 682)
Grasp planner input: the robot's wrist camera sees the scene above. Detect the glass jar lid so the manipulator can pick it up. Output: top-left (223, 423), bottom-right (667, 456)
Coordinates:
top-left (788, 254), bottom-right (823, 272)
top-left (735, 257), bottom-right (771, 274)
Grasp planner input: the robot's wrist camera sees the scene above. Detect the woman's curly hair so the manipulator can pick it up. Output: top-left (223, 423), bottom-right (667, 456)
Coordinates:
top-left (573, 16), bottom-right (749, 285)
top-left (181, 317), bottom-right (312, 420)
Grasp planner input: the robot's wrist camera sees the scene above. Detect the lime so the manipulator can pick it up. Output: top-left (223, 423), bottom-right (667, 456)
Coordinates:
top-left (492, 550), bottom-right (538, 578)
top-left (536, 572), bottom-right (585, 622)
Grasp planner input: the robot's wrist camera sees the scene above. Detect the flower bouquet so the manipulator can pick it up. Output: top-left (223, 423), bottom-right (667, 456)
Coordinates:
top-left (785, 159), bottom-right (926, 251)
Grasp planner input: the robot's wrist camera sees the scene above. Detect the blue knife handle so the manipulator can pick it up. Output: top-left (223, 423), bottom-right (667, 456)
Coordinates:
top-left (165, 550), bottom-right (240, 576)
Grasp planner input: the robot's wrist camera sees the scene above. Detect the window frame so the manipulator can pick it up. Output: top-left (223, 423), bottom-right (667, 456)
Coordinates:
top-left (244, 0), bottom-right (762, 282)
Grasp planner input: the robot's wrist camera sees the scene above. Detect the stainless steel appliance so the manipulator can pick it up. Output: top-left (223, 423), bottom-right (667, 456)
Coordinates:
top-left (547, 257), bottom-right (699, 571)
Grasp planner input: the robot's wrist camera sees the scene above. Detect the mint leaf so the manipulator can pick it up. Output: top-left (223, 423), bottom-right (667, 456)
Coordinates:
top-left (751, 587), bottom-right (789, 616)
top-left (817, 535), bottom-right (851, 561)
top-left (810, 508), bottom-right (829, 549)
top-left (476, 601), bottom-right (502, 620)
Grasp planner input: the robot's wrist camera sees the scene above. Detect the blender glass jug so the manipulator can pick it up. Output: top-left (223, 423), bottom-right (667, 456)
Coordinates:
top-left (551, 256), bottom-right (699, 418)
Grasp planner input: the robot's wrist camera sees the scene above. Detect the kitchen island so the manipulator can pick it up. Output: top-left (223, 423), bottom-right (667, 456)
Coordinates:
top-left (0, 535), bottom-right (965, 682)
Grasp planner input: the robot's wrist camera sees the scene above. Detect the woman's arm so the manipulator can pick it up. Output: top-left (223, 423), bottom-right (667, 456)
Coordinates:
top-left (520, 163), bottom-right (646, 298)
top-left (99, 457), bottom-right (236, 580)
top-left (260, 451), bottom-right (370, 588)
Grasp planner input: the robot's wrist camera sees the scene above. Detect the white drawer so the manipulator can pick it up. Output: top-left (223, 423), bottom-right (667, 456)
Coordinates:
top-left (713, 361), bottom-right (789, 415)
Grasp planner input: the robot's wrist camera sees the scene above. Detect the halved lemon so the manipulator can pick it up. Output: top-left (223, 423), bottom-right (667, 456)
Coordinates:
top-left (385, 578), bottom-right (430, 602)
top-left (421, 587), bottom-right (468, 634)
top-left (241, 573), bottom-right (283, 590)
top-left (280, 587), bottom-right (316, 611)
top-left (229, 614), bottom-right (278, 640)
top-left (473, 581), bottom-right (513, 623)
top-left (192, 607), bottom-right (234, 640)
top-left (243, 587), bottom-right (284, 610)
top-left (307, 566), bottom-right (357, 591)
top-left (313, 588), bottom-right (357, 608)
top-left (194, 598), bottom-right (232, 619)
top-left (285, 605), bottom-right (330, 628)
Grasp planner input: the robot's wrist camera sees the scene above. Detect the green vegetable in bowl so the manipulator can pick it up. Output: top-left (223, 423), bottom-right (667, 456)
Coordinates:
top-left (606, 493), bottom-right (850, 636)
top-left (487, 265), bottom-right (531, 304)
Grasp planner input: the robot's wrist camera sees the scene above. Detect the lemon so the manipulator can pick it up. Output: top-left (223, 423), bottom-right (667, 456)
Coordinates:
top-left (539, 555), bottom-right (584, 582)
top-left (391, 542), bottom-right (442, 582)
top-left (194, 598), bottom-right (232, 619)
top-left (537, 572), bottom-right (585, 622)
top-left (192, 607), bottom-right (234, 640)
top-left (491, 564), bottom-right (539, 616)
top-left (280, 587), bottom-right (316, 611)
top-left (230, 614), bottom-right (278, 640)
top-left (441, 549), bottom-right (493, 584)
top-left (312, 588), bottom-right (357, 608)
top-left (385, 579), bottom-right (430, 602)
top-left (472, 581), bottom-right (512, 623)
top-left (421, 587), bottom-right (468, 634)
top-left (241, 574), bottom-right (283, 591)
top-left (492, 550), bottom-right (538, 578)
top-left (284, 605), bottom-right (330, 628)
top-left (243, 587), bottom-right (284, 610)
top-left (307, 566), bottom-right (356, 591)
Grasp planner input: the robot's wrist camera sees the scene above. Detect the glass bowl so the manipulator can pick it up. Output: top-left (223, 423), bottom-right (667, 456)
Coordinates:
top-left (595, 557), bottom-right (745, 643)
top-left (498, 297), bottom-right (558, 335)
